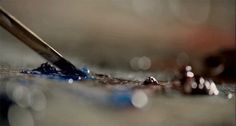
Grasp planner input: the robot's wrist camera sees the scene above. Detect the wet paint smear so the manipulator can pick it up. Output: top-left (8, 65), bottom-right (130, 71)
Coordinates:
top-left (21, 62), bottom-right (93, 81)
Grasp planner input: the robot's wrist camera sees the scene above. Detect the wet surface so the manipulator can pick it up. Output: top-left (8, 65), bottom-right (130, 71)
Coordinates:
top-left (21, 62), bottom-right (93, 81)
top-left (0, 1), bottom-right (235, 125)
top-left (0, 42), bottom-right (235, 126)
top-left (0, 67), bottom-right (235, 126)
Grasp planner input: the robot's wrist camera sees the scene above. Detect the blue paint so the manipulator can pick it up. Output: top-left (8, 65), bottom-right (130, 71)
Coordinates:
top-left (21, 62), bottom-right (93, 81)
top-left (66, 86), bottom-right (135, 108)
top-left (109, 89), bottom-right (133, 108)
top-left (21, 63), bottom-right (136, 108)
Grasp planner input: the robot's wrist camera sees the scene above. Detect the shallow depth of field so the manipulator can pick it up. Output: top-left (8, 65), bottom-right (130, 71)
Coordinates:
top-left (0, 1), bottom-right (235, 126)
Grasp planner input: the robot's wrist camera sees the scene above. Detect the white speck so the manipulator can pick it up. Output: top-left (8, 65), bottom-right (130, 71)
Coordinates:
top-left (191, 82), bottom-right (197, 89)
top-left (227, 93), bottom-right (233, 99)
top-left (214, 89), bottom-right (219, 95)
top-left (131, 90), bottom-right (148, 108)
top-left (68, 79), bottom-right (73, 84)
top-left (204, 81), bottom-right (210, 89)
top-left (198, 83), bottom-right (204, 89)
top-left (185, 66), bottom-right (192, 71)
top-left (186, 71), bottom-right (194, 77)
top-left (208, 82), bottom-right (219, 95)
top-left (199, 77), bottom-right (205, 84)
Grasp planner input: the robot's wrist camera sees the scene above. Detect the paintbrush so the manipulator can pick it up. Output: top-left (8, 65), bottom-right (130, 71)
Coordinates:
top-left (0, 7), bottom-right (86, 76)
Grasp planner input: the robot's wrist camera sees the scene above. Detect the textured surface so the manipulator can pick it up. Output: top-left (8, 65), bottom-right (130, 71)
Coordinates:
top-left (0, 1), bottom-right (235, 125)
top-left (0, 69), bottom-right (235, 126)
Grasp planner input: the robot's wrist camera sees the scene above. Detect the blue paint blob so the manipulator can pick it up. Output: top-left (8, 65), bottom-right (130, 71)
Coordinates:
top-left (109, 89), bottom-right (133, 108)
top-left (21, 62), bottom-right (93, 81)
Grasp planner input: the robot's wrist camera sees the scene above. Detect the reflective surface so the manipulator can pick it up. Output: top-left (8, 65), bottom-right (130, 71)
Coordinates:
top-left (0, 70), bottom-right (235, 126)
top-left (0, 1), bottom-right (235, 126)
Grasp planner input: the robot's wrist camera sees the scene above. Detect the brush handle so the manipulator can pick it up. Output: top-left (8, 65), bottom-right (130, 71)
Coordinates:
top-left (0, 7), bottom-right (85, 76)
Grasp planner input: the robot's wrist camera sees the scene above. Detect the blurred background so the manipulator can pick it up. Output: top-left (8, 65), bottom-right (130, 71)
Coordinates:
top-left (0, 1), bottom-right (235, 126)
top-left (0, 0), bottom-right (235, 72)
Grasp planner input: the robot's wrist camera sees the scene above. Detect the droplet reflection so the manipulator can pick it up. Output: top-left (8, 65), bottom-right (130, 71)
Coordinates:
top-left (8, 105), bottom-right (34, 126)
top-left (130, 56), bottom-right (151, 70)
top-left (28, 89), bottom-right (47, 111)
top-left (131, 90), bottom-right (148, 109)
